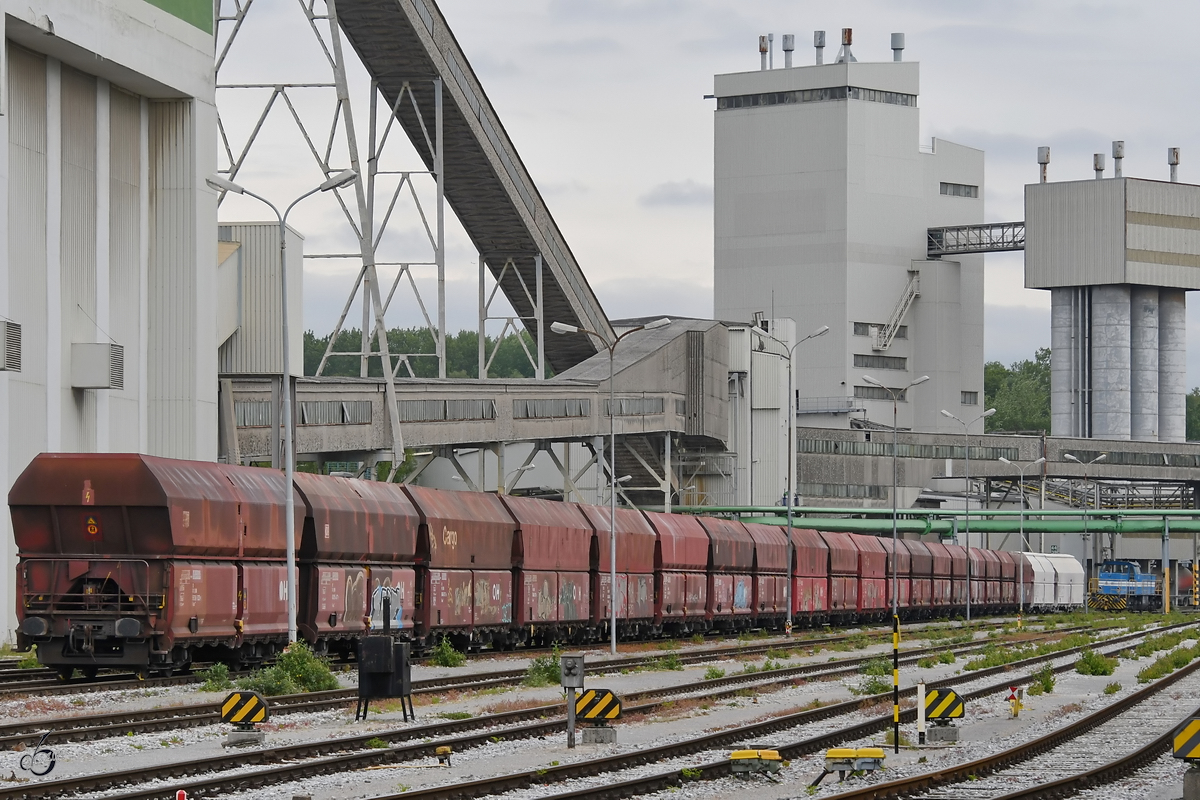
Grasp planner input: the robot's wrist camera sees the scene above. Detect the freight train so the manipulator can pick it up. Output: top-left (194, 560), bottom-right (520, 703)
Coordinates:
top-left (9, 453), bottom-right (1085, 678)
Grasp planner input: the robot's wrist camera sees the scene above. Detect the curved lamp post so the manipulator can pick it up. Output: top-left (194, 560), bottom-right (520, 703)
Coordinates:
top-left (998, 456), bottom-right (1046, 623)
top-left (551, 317), bottom-right (670, 655)
top-left (862, 372), bottom-right (928, 755)
top-left (207, 169), bottom-right (357, 643)
top-left (752, 324), bottom-right (830, 633)
top-left (501, 463), bottom-right (536, 495)
top-left (939, 407), bottom-right (996, 623)
top-left (1065, 452), bottom-right (1107, 611)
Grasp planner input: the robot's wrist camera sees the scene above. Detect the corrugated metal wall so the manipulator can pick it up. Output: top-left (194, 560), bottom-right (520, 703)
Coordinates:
top-left (108, 87), bottom-right (142, 440)
top-left (6, 45), bottom-right (48, 466)
top-left (216, 222), bottom-right (303, 376)
top-left (147, 99), bottom-right (196, 457)
top-left (60, 66), bottom-right (98, 451)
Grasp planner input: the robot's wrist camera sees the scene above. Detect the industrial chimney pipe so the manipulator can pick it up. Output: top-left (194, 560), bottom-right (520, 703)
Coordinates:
top-left (891, 32), bottom-right (905, 61)
top-left (1112, 141), bottom-right (1124, 178)
top-left (1093, 153), bottom-right (1106, 179)
top-left (814, 30), bottom-right (826, 65)
top-left (1038, 146), bottom-right (1051, 183)
top-left (1169, 147), bottom-right (1181, 182)
top-left (783, 33), bottom-right (794, 68)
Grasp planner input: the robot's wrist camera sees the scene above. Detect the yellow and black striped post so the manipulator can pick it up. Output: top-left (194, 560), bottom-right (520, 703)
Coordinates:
top-left (892, 614), bottom-right (900, 754)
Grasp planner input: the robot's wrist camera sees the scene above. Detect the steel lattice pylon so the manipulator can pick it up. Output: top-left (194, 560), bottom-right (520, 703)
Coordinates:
top-left (214, 0), bottom-right (464, 475)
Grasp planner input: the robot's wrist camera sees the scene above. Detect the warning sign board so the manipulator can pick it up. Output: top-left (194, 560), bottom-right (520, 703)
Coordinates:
top-left (924, 688), bottom-right (964, 720)
top-left (221, 691), bottom-right (269, 726)
top-left (574, 688), bottom-right (622, 720)
top-left (84, 515), bottom-right (101, 538)
top-left (1174, 717), bottom-right (1200, 760)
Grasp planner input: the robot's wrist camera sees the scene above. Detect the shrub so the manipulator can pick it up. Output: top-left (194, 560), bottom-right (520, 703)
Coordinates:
top-left (365, 737), bottom-right (390, 749)
top-left (938, 650), bottom-right (956, 665)
top-left (198, 662), bottom-right (233, 692)
top-left (430, 638), bottom-right (466, 668)
top-left (1103, 682), bottom-right (1121, 695)
top-left (655, 653), bottom-right (684, 671)
top-left (1032, 664), bottom-right (1056, 695)
top-left (437, 711), bottom-right (472, 720)
top-left (704, 667), bottom-right (726, 680)
top-left (851, 675), bottom-right (891, 696)
top-left (859, 657), bottom-right (891, 677)
top-left (916, 656), bottom-right (936, 669)
top-left (236, 641), bottom-right (339, 696)
top-left (1075, 649), bottom-right (1116, 676)
top-left (524, 647), bottom-right (562, 687)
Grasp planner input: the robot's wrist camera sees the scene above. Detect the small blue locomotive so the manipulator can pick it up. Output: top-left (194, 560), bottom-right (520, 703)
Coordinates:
top-left (1093, 560), bottom-right (1160, 610)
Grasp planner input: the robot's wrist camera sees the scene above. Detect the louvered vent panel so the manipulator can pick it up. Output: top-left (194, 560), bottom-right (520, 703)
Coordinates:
top-left (0, 322), bottom-right (20, 372)
top-left (108, 344), bottom-right (124, 390)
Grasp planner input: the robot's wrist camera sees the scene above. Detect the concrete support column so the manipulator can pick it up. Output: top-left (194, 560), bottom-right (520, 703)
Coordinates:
top-left (1090, 284), bottom-right (1131, 440)
top-left (1050, 288), bottom-right (1075, 437)
top-left (1129, 286), bottom-right (1159, 441)
top-left (1160, 289), bottom-right (1187, 443)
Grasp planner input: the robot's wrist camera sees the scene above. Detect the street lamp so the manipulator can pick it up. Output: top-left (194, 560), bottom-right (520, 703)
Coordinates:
top-left (552, 316), bottom-right (670, 655)
top-left (207, 169), bottom-right (358, 643)
top-left (1065, 452), bottom-right (1107, 611)
top-left (862, 372), bottom-right (928, 756)
top-left (863, 374), bottom-right (930, 618)
top-left (751, 324), bottom-right (830, 634)
top-left (940, 407), bottom-right (996, 622)
top-left (501, 463), bottom-right (536, 495)
top-left (998, 456), bottom-right (1046, 623)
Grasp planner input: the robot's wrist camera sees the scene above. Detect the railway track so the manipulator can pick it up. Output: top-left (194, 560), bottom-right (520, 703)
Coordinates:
top-left (820, 654), bottom-right (1200, 799)
top-left (0, 623), bottom-right (1179, 800)
top-left (0, 623), bottom-right (1045, 749)
top-left (0, 617), bottom-right (1023, 699)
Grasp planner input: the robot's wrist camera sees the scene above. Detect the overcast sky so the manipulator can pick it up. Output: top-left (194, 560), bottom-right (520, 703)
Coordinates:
top-left (215, 0), bottom-right (1200, 383)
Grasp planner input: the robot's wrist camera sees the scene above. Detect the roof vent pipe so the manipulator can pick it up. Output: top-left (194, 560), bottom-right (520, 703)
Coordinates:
top-left (1169, 147), bottom-right (1181, 182)
top-left (891, 33), bottom-right (905, 61)
top-left (768, 33), bottom-right (774, 69)
top-left (1037, 146), bottom-right (1051, 183)
top-left (836, 28), bottom-right (856, 63)
top-left (814, 30), bottom-right (826, 64)
top-left (759, 35), bottom-right (768, 71)
top-left (782, 34), bottom-right (794, 68)
top-left (1093, 153), bottom-right (1106, 179)
top-left (1112, 141), bottom-right (1124, 178)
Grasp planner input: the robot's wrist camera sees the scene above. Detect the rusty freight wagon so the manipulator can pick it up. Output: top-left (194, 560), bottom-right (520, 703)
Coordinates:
top-left (743, 522), bottom-right (787, 623)
top-left (790, 528), bottom-right (830, 622)
top-left (502, 494), bottom-right (592, 644)
top-left (11, 453), bottom-right (299, 678)
top-left (697, 516), bottom-right (755, 628)
top-left (645, 511), bottom-right (709, 633)
top-left (405, 485), bottom-right (514, 648)
top-left (579, 503), bottom-right (656, 639)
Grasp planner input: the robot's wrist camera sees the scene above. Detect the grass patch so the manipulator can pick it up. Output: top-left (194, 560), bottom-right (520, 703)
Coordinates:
top-left (884, 728), bottom-right (912, 747)
top-left (964, 632), bottom-right (1093, 671)
top-left (429, 638), bottom-right (466, 668)
top-left (704, 667), bottom-right (726, 680)
top-left (1137, 641), bottom-right (1200, 683)
top-left (235, 641), bottom-right (339, 696)
top-left (1104, 681), bottom-right (1122, 695)
top-left (482, 697), bottom-right (554, 715)
top-left (198, 662), bottom-right (233, 692)
top-left (851, 675), bottom-right (892, 696)
top-left (436, 711), bottom-right (472, 720)
top-left (365, 737), bottom-right (390, 749)
top-left (1075, 649), bottom-right (1117, 676)
top-left (1029, 664), bottom-right (1056, 695)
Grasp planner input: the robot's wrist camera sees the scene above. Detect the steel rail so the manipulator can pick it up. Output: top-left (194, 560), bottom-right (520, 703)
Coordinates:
top-left (0, 623), bottom-right (1044, 750)
top-left (18, 624), bottom-right (1176, 800)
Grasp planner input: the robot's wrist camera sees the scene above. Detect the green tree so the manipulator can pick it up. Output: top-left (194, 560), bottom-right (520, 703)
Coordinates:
top-left (983, 348), bottom-right (1051, 433)
top-left (304, 327), bottom-right (545, 379)
top-left (1187, 388), bottom-right (1200, 441)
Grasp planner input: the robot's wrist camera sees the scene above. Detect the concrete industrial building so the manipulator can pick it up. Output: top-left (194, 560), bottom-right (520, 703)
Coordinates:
top-left (713, 33), bottom-right (985, 435)
top-left (1027, 174), bottom-right (1197, 443)
top-left (0, 0), bottom-right (217, 637)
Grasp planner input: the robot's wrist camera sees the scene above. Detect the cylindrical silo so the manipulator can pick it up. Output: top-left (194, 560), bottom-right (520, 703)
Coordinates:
top-left (1129, 286), bottom-right (1159, 441)
top-left (1090, 284), bottom-right (1131, 440)
top-left (1159, 289), bottom-right (1187, 443)
top-left (1050, 288), bottom-right (1076, 437)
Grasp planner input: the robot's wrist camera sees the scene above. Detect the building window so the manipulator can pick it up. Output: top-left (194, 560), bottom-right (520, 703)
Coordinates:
top-left (940, 182), bottom-right (979, 198)
top-left (961, 391), bottom-right (979, 406)
top-left (854, 354), bottom-right (907, 370)
top-left (854, 385), bottom-right (906, 402)
top-left (853, 322), bottom-right (906, 339)
top-left (716, 85), bottom-right (917, 111)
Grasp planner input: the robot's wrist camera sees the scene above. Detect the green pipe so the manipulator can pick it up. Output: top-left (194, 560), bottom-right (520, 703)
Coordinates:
top-left (673, 505), bottom-right (1200, 518)
top-left (702, 514), bottom-right (1200, 536)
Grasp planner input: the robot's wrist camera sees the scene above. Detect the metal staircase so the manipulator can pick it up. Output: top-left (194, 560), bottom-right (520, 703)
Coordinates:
top-left (872, 271), bottom-right (920, 351)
